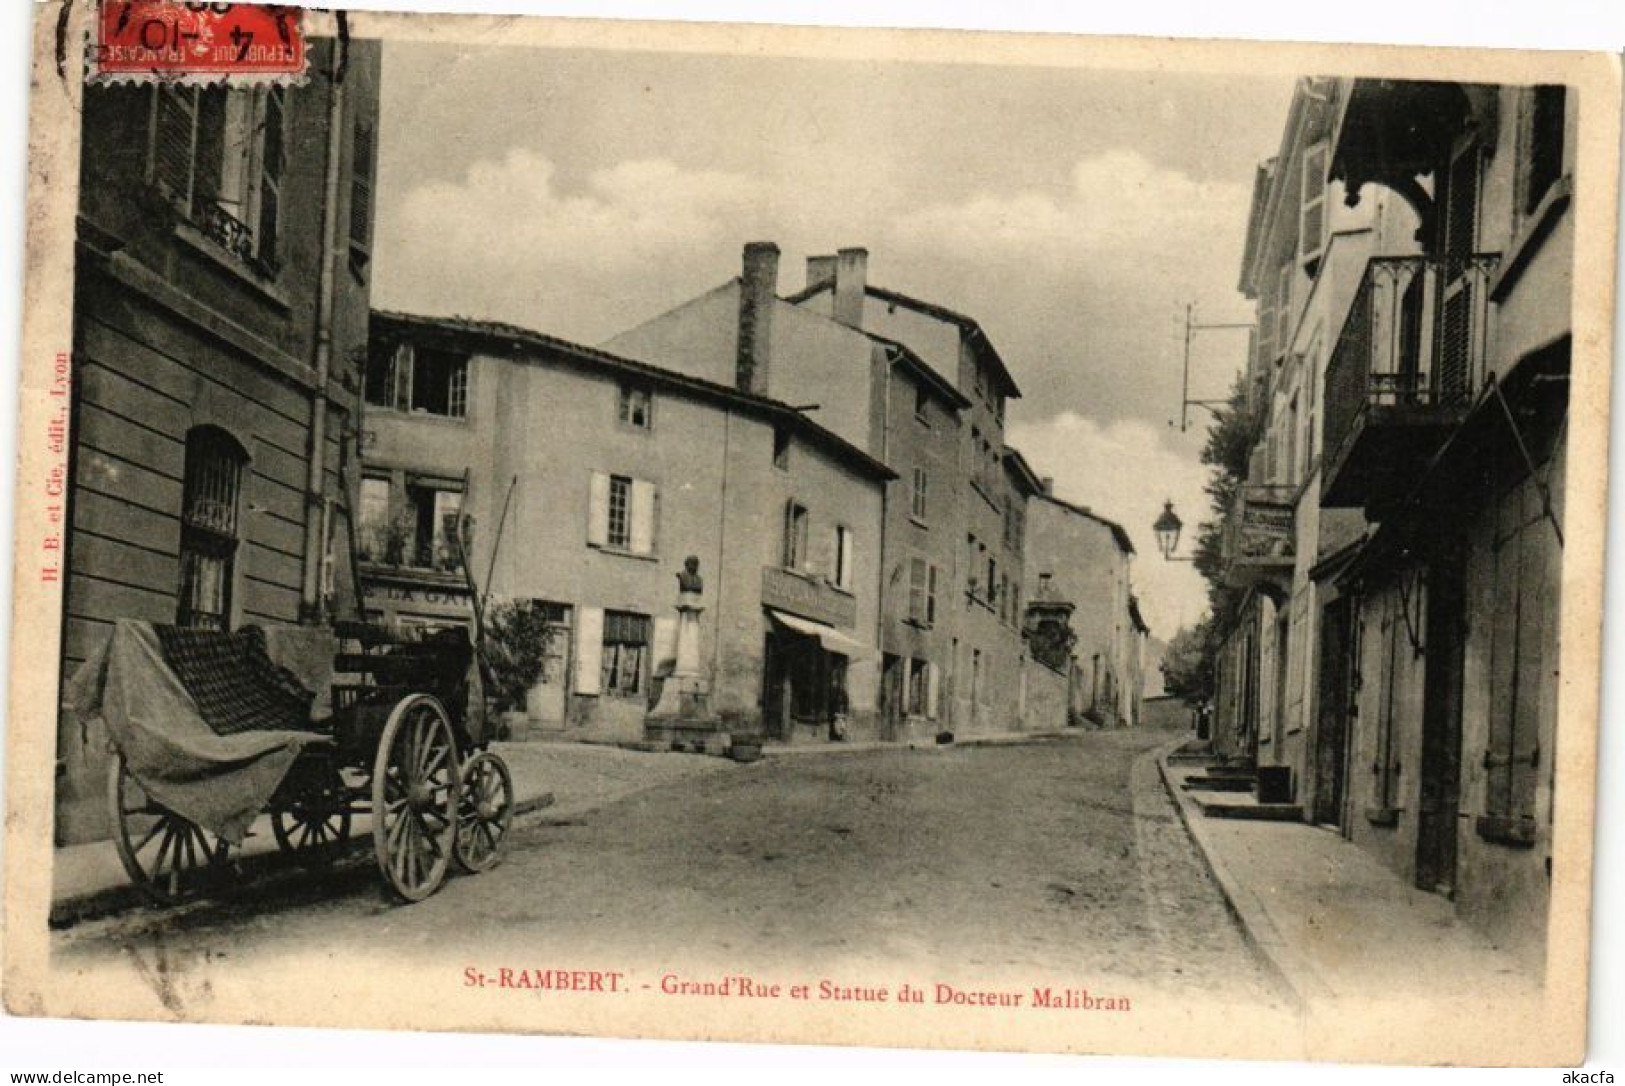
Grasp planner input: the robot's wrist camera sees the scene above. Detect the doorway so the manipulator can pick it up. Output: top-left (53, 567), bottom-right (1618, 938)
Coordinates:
top-left (1416, 547), bottom-right (1467, 896)
top-left (1312, 597), bottom-right (1352, 829)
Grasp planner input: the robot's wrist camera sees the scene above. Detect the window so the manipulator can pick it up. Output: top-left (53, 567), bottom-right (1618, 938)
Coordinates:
top-left (987, 557), bottom-right (998, 606)
top-left (618, 383), bottom-right (652, 430)
top-left (176, 427), bottom-right (247, 630)
top-left (404, 484), bottom-right (463, 571)
top-left (911, 467), bottom-right (928, 521)
top-left (783, 501), bottom-right (810, 570)
top-left (601, 610), bottom-right (651, 697)
top-left (914, 383), bottom-right (930, 423)
top-left (607, 475), bottom-right (631, 549)
top-left (1275, 263), bottom-right (1293, 357)
top-left (588, 472), bottom-right (657, 555)
top-left (834, 525), bottom-right (855, 592)
top-left (907, 658), bottom-right (939, 719)
top-left (365, 343), bottom-right (470, 419)
top-left (966, 534), bottom-right (979, 594)
top-left (1299, 140), bottom-right (1329, 268)
top-left (365, 342), bottom-right (400, 410)
top-left (150, 85), bottom-right (286, 269)
top-left (907, 558), bottom-right (939, 627)
top-left (773, 427), bottom-right (791, 470)
top-left (1523, 85), bottom-right (1567, 217)
top-left (349, 121), bottom-right (375, 273)
top-left (358, 475), bottom-right (391, 562)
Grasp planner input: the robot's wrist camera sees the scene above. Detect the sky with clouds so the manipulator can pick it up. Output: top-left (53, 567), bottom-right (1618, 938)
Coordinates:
top-left (371, 43), bottom-right (1297, 638)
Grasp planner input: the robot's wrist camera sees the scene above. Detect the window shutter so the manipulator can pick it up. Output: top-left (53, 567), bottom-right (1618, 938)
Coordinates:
top-left (587, 471), bottom-right (610, 547)
top-left (1299, 141), bottom-right (1328, 266)
top-left (254, 87), bottom-right (284, 263)
top-left (152, 85), bottom-right (198, 204)
top-left (909, 558), bottom-right (926, 622)
top-left (927, 564), bottom-right (939, 626)
top-left (350, 121), bottom-right (375, 259)
top-left (575, 607), bottom-right (604, 695)
top-left (926, 662), bottom-right (940, 720)
top-left (1511, 487), bottom-right (1549, 821)
top-left (630, 479), bottom-right (656, 554)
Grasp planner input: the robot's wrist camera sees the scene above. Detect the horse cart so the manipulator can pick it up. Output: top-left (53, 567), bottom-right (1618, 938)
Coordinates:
top-left (73, 617), bottom-right (516, 906)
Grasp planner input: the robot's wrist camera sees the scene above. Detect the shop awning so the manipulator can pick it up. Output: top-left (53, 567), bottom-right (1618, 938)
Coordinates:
top-left (767, 609), bottom-right (869, 656)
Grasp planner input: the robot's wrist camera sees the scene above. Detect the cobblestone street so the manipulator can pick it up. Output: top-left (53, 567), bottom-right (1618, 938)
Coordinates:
top-left (55, 727), bottom-right (1281, 1011)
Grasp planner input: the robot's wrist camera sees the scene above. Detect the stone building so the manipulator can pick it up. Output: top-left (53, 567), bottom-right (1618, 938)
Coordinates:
top-left (56, 38), bottom-right (382, 843)
top-left (608, 244), bottom-right (1036, 740)
top-left (1213, 76), bottom-right (1574, 964)
top-left (362, 310), bottom-right (891, 747)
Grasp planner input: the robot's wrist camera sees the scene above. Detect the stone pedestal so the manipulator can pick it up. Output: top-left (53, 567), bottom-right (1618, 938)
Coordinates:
top-left (645, 591), bottom-right (726, 752)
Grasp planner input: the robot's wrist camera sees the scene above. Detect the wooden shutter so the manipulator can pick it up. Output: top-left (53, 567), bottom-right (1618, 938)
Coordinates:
top-left (926, 662), bottom-right (940, 720)
top-left (587, 472), bottom-right (610, 547)
top-left (927, 564), bottom-right (939, 626)
top-left (908, 558), bottom-right (926, 622)
top-left (1485, 490), bottom-right (1521, 817)
top-left (152, 85), bottom-right (197, 203)
top-left (254, 87), bottom-right (284, 263)
top-left (350, 120), bottom-right (375, 261)
top-left (1510, 483), bottom-right (1551, 821)
top-left (1299, 141), bottom-right (1328, 266)
top-left (575, 606), bottom-right (604, 694)
top-left (630, 479), bottom-right (656, 554)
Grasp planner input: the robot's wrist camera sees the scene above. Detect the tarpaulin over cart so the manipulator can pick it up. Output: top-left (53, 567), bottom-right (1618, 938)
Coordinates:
top-left (63, 620), bottom-right (333, 844)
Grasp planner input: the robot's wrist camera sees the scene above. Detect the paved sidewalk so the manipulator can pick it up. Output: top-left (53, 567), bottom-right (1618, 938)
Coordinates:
top-left (50, 740), bottom-right (726, 925)
top-left (1159, 754), bottom-right (1530, 1009)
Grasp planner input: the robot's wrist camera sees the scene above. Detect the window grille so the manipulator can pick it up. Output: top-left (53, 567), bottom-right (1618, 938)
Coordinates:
top-left (176, 428), bottom-right (247, 630)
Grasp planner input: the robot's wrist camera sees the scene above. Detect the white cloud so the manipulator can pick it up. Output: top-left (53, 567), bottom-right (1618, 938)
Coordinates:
top-left (1008, 411), bottom-right (1213, 640)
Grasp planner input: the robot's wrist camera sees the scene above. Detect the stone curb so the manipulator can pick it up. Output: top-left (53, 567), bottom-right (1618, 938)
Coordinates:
top-left (762, 729), bottom-right (1075, 758)
top-left (49, 790), bottom-right (556, 929)
top-left (1155, 750), bottom-right (1333, 1010)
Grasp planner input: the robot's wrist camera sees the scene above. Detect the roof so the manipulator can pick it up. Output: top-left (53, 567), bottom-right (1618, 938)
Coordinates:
top-left (1002, 446), bottom-right (1047, 497)
top-left (371, 310), bottom-right (896, 483)
top-left (1034, 492), bottom-right (1136, 556)
top-left (1128, 596), bottom-right (1150, 635)
top-left (784, 281), bottom-right (1022, 400)
top-left (863, 331), bottom-right (973, 410)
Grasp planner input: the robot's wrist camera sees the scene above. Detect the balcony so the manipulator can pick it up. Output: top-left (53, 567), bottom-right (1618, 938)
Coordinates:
top-left (1223, 484), bottom-right (1297, 593)
top-left (1321, 253), bottom-right (1500, 509)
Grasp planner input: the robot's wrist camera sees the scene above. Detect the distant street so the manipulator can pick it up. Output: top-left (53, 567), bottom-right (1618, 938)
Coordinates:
top-left (56, 728), bottom-right (1280, 1007)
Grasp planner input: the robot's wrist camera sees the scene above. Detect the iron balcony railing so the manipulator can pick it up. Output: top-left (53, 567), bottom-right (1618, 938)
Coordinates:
top-left (1322, 252), bottom-right (1501, 486)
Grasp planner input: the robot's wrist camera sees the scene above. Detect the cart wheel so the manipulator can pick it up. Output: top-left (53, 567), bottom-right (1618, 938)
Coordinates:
top-left (372, 695), bottom-right (459, 902)
top-left (271, 800), bottom-right (353, 865)
top-left (107, 753), bottom-right (229, 906)
top-left (453, 750), bottom-right (514, 874)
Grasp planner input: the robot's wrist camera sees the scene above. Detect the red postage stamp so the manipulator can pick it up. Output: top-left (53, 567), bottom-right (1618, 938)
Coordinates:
top-left (91, 1), bottom-right (306, 81)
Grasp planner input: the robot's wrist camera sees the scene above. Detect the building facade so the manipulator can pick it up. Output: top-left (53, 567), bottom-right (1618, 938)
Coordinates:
top-left (363, 311), bottom-right (891, 747)
top-left (56, 38), bottom-right (382, 844)
top-left (1213, 76), bottom-right (1574, 964)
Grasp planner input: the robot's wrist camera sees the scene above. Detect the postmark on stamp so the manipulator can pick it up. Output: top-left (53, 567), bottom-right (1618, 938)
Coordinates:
top-left (90, 1), bottom-right (306, 82)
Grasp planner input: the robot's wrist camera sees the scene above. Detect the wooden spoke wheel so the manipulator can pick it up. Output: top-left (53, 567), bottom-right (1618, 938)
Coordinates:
top-left (271, 797), bottom-right (353, 866)
top-left (108, 753), bottom-right (230, 907)
top-left (372, 695), bottom-right (459, 902)
top-left (453, 750), bottom-right (514, 874)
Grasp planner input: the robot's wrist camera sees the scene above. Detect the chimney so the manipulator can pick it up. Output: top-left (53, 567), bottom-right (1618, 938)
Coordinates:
top-left (737, 241), bottom-right (779, 395)
top-left (1041, 476), bottom-right (1055, 495)
top-left (832, 247), bottom-right (868, 328)
top-left (806, 254), bottom-right (837, 292)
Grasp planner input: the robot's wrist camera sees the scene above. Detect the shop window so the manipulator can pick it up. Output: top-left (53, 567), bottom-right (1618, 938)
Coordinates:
top-left (601, 610), bottom-right (651, 697)
top-left (176, 427), bottom-right (247, 630)
top-left (618, 383), bottom-right (653, 430)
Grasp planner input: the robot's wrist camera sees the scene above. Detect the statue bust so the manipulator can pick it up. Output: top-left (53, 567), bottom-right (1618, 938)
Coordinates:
top-left (677, 556), bottom-right (704, 595)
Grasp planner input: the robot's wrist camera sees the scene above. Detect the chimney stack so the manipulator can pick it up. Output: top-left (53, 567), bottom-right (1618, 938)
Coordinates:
top-left (1041, 476), bottom-right (1055, 495)
top-left (806, 254), bottom-right (837, 292)
top-left (832, 247), bottom-right (868, 328)
top-left (737, 241), bottom-right (780, 396)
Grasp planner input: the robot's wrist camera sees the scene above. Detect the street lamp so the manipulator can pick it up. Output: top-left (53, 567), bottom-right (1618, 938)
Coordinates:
top-left (1153, 500), bottom-right (1195, 563)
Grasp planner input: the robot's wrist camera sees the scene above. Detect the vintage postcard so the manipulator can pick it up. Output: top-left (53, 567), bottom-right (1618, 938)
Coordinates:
top-left (3, 0), bottom-right (1620, 1067)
